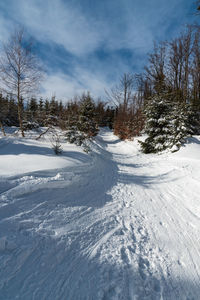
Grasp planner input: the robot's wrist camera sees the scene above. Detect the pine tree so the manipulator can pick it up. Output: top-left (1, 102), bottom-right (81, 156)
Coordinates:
top-left (7, 96), bottom-right (18, 126)
top-left (170, 103), bottom-right (197, 151)
top-left (44, 99), bottom-right (50, 116)
top-left (140, 95), bottom-right (173, 153)
top-left (65, 110), bottom-right (82, 145)
top-left (78, 93), bottom-right (98, 137)
top-left (39, 98), bottom-right (44, 111)
top-left (140, 95), bottom-right (196, 153)
top-left (29, 98), bottom-right (38, 118)
top-left (65, 93), bottom-right (98, 150)
top-left (37, 98), bottom-right (45, 126)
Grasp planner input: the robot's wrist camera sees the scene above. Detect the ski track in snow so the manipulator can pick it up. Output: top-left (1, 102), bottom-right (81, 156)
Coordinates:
top-left (0, 129), bottom-right (200, 299)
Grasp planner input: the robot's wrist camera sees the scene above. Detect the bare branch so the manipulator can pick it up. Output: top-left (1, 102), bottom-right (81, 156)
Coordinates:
top-left (0, 27), bottom-right (43, 137)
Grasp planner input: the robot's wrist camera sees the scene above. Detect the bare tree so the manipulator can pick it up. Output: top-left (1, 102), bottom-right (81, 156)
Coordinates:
top-left (134, 73), bottom-right (152, 102)
top-left (167, 27), bottom-right (193, 103)
top-left (106, 73), bottom-right (146, 140)
top-left (145, 42), bottom-right (167, 95)
top-left (182, 27), bottom-right (193, 102)
top-left (168, 38), bottom-right (183, 95)
top-left (191, 29), bottom-right (200, 103)
top-left (0, 27), bottom-right (43, 137)
top-left (106, 73), bottom-right (135, 111)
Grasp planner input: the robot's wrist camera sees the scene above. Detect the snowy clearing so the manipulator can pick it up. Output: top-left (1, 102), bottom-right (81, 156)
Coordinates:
top-left (0, 128), bottom-right (200, 299)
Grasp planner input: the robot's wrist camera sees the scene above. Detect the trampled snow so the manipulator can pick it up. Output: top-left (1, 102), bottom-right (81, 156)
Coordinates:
top-left (0, 128), bottom-right (200, 299)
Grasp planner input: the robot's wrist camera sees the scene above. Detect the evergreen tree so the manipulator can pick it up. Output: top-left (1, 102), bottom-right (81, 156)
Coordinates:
top-left (140, 95), bottom-right (173, 153)
top-left (140, 95), bottom-right (196, 153)
top-left (39, 98), bottom-right (44, 111)
top-left (7, 96), bottom-right (18, 126)
top-left (37, 98), bottom-right (45, 126)
top-left (50, 96), bottom-right (57, 115)
top-left (28, 97), bottom-right (38, 120)
top-left (44, 99), bottom-right (50, 115)
top-left (65, 93), bottom-right (98, 150)
top-left (65, 105), bottom-right (81, 145)
top-left (170, 103), bottom-right (198, 151)
top-left (78, 93), bottom-right (98, 137)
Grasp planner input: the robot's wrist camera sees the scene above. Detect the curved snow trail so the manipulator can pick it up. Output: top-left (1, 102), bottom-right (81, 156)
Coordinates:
top-left (0, 130), bottom-right (200, 299)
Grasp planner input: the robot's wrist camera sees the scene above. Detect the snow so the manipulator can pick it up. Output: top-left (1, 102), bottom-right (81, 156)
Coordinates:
top-left (172, 136), bottom-right (200, 160)
top-left (0, 128), bottom-right (200, 299)
top-left (0, 135), bottom-right (90, 177)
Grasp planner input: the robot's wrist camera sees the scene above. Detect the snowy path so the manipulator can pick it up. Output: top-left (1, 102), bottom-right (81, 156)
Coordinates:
top-left (0, 130), bottom-right (200, 299)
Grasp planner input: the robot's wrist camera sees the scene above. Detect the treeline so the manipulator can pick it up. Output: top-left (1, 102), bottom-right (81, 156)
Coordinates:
top-left (0, 92), bottom-right (114, 131)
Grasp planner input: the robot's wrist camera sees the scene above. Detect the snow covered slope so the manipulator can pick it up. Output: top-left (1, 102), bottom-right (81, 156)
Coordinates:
top-left (0, 129), bottom-right (200, 299)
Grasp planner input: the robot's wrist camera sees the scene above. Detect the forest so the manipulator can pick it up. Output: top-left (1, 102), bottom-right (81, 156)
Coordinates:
top-left (0, 25), bottom-right (200, 153)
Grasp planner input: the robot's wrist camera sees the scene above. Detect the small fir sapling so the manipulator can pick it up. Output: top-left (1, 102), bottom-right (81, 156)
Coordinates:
top-left (51, 134), bottom-right (63, 155)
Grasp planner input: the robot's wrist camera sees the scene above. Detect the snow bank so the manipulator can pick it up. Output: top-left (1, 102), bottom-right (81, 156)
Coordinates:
top-left (171, 136), bottom-right (200, 161)
top-left (0, 134), bottom-right (90, 177)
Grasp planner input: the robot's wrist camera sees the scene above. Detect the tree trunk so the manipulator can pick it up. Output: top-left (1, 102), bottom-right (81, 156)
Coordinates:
top-left (0, 121), bottom-right (6, 136)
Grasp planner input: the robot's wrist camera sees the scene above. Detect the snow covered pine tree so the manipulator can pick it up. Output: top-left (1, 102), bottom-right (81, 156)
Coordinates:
top-left (140, 95), bottom-right (195, 153)
top-left (140, 96), bottom-right (173, 153)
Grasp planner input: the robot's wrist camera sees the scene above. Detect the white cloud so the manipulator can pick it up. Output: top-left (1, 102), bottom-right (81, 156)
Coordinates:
top-left (0, 15), bottom-right (13, 44)
top-left (41, 69), bottom-right (111, 102)
top-left (1, 0), bottom-right (182, 57)
top-left (41, 73), bottom-right (80, 101)
top-left (9, 0), bottom-right (103, 56)
top-left (1, 0), bottom-right (194, 58)
top-left (0, 0), bottom-right (196, 101)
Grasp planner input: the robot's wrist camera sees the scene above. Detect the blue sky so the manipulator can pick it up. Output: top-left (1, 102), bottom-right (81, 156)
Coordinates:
top-left (0, 0), bottom-right (198, 101)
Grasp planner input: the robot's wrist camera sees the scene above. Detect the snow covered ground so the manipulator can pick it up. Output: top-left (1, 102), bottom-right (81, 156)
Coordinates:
top-left (0, 128), bottom-right (200, 299)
